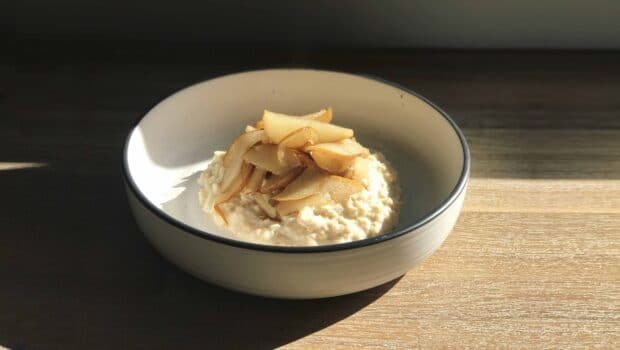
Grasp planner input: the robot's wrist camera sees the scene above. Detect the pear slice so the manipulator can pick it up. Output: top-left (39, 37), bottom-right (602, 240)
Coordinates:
top-left (287, 149), bottom-right (315, 167)
top-left (273, 166), bottom-right (329, 201)
top-left (262, 108), bottom-right (333, 124)
top-left (259, 167), bottom-right (304, 194)
top-left (215, 162), bottom-right (253, 204)
top-left (213, 205), bottom-right (229, 225)
top-left (244, 144), bottom-right (288, 175)
top-left (250, 192), bottom-right (278, 219)
top-left (321, 175), bottom-right (364, 202)
top-left (221, 130), bottom-right (265, 191)
top-left (305, 138), bottom-right (370, 174)
top-left (244, 144), bottom-right (306, 175)
top-left (300, 107), bottom-right (333, 123)
top-left (243, 167), bottom-right (267, 193)
top-left (307, 149), bottom-right (354, 174)
top-left (279, 126), bottom-right (318, 149)
top-left (277, 127), bottom-right (318, 161)
top-left (280, 148), bottom-right (314, 168)
top-left (263, 113), bottom-right (353, 144)
top-left (213, 162), bottom-right (253, 224)
top-left (305, 138), bottom-right (369, 158)
top-left (275, 192), bottom-right (332, 217)
top-left (344, 157), bottom-right (371, 183)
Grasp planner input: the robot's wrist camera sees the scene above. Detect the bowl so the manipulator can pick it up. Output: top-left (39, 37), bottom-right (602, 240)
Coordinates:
top-left (123, 69), bottom-right (470, 299)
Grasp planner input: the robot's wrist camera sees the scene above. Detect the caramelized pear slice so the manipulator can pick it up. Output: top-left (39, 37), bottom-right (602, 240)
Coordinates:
top-left (244, 144), bottom-right (305, 175)
top-left (215, 162), bottom-right (253, 204)
top-left (277, 127), bottom-right (318, 161)
top-left (287, 149), bottom-right (315, 167)
top-left (250, 193), bottom-right (278, 219)
top-left (263, 113), bottom-right (352, 144)
top-left (321, 175), bottom-right (364, 202)
top-left (273, 166), bottom-right (329, 201)
top-left (213, 162), bottom-right (253, 224)
top-left (221, 130), bottom-right (265, 191)
top-left (344, 157), bottom-right (371, 183)
top-left (280, 126), bottom-right (318, 148)
top-left (300, 107), bottom-right (333, 123)
top-left (243, 167), bottom-right (267, 193)
top-left (305, 138), bottom-right (369, 158)
top-left (213, 205), bottom-right (229, 225)
top-left (244, 144), bottom-right (287, 175)
top-left (275, 192), bottom-right (332, 217)
top-left (305, 138), bottom-right (370, 174)
top-left (262, 108), bottom-right (333, 124)
top-left (259, 167), bottom-right (304, 194)
top-left (307, 149), bottom-right (354, 174)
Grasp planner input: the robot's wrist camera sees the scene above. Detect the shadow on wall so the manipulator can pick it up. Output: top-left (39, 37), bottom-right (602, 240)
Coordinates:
top-left (0, 164), bottom-right (399, 350)
top-left (16, 0), bottom-right (620, 49)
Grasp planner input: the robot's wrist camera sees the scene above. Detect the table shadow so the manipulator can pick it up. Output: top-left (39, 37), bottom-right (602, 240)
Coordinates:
top-left (0, 166), bottom-right (399, 350)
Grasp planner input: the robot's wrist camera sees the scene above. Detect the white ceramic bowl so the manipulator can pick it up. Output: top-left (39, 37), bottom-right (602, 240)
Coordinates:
top-left (123, 69), bottom-right (470, 299)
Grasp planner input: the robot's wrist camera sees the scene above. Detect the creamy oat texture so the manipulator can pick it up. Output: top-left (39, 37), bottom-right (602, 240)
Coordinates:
top-left (198, 151), bottom-right (400, 246)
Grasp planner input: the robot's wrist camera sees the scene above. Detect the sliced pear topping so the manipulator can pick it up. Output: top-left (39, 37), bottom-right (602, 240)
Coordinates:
top-left (306, 149), bottom-right (353, 174)
top-left (211, 107), bottom-right (375, 219)
top-left (259, 167), bottom-right (304, 194)
top-left (300, 107), bottom-right (333, 123)
top-left (263, 113), bottom-right (353, 144)
top-left (250, 192), bottom-right (278, 219)
top-left (305, 138), bottom-right (370, 174)
top-left (277, 127), bottom-right (318, 161)
top-left (273, 166), bottom-right (329, 201)
top-left (244, 167), bottom-right (267, 193)
top-left (305, 138), bottom-right (369, 158)
top-left (273, 174), bottom-right (363, 215)
top-left (244, 144), bottom-right (288, 175)
top-left (214, 205), bottom-right (228, 225)
top-left (213, 162), bottom-right (253, 224)
top-left (262, 108), bottom-right (333, 124)
top-left (244, 144), bottom-right (307, 175)
top-left (279, 126), bottom-right (319, 149)
top-left (344, 157), bottom-right (371, 183)
top-left (221, 130), bottom-right (265, 191)
top-left (275, 192), bottom-right (332, 217)
top-left (215, 162), bottom-right (253, 204)
top-left (321, 175), bottom-right (364, 202)
top-left (286, 149), bottom-right (315, 167)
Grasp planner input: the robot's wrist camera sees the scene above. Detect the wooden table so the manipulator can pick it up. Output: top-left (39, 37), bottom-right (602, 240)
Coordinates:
top-left (4, 41), bottom-right (619, 349)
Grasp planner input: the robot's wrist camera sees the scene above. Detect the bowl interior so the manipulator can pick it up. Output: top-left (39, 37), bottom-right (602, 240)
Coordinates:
top-left (125, 70), bottom-right (465, 244)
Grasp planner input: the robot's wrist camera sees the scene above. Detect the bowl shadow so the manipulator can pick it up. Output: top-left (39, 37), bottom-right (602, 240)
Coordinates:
top-left (160, 170), bottom-right (206, 230)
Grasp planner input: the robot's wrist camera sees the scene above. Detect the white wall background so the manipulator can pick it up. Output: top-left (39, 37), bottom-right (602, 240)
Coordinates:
top-left (16, 0), bottom-right (620, 48)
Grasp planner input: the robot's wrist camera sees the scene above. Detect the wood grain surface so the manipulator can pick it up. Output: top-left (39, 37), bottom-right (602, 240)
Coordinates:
top-left (3, 41), bottom-right (619, 349)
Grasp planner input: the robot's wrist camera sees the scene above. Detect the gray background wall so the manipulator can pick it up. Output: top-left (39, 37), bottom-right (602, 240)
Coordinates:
top-left (15, 0), bottom-right (620, 48)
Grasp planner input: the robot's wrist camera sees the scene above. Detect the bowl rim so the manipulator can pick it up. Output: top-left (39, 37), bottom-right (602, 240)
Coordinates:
top-left (122, 68), bottom-right (470, 253)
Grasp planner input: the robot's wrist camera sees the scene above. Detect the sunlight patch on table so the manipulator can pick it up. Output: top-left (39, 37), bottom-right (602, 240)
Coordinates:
top-left (464, 178), bottom-right (620, 213)
top-left (0, 162), bottom-right (47, 171)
